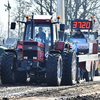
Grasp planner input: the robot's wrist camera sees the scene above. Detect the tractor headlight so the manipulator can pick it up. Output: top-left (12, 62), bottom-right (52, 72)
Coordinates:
top-left (24, 56), bottom-right (28, 59)
top-left (33, 57), bottom-right (37, 59)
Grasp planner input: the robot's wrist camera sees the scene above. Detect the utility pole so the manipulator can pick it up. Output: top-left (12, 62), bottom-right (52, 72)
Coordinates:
top-left (4, 0), bottom-right (11, 39)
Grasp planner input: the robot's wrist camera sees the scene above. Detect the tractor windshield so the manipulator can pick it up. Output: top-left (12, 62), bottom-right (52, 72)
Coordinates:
top-left (25, 23), bottom-right (51, 43)
top-left (24, 23), bottom-right (51, 52)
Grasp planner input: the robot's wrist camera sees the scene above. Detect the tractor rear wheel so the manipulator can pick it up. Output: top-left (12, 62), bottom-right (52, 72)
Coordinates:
top-left (61, 52), bottom-right (68, 85)
top-left (1, 52), bottom-right (16, 84)
top-left (46, 53), bottom-right (62, 86)
top-left (62, 50), bottom-right (77, 85)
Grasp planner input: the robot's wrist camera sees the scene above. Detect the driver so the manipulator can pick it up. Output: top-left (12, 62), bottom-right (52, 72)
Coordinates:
top-left (38, 27), bottom-right (46, 43)
top-left (73, 29), bottom-right (85, 38)
top-left (34, 34), bottom-right (41, 42)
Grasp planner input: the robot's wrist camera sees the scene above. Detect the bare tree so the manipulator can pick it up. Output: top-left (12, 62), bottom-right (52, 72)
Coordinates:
top-left (65, 0), bottom-right (100, 29)
top-left (0, 21), bottom-right (3, 35)
top-left (0, 19), bottom-right (5, 44)
top-left (11, 0), bottom-right (32, 38)
top-left (32, 0), bottom-right (100, 29)
top-left (31, 0), bottom-right (56, 15)
top-left (12, 0), bottom-right (32, 21)
top-left (11, 0), bottom-right (100, 31)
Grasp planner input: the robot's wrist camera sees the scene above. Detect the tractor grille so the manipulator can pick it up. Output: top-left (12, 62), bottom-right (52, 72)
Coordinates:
top-left (23, 50), bottom-right (37, 59)
top-left (23, 42), bottom-right (37, 46)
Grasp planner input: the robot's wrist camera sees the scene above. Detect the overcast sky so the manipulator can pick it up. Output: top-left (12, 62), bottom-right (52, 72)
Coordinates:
top-left (0, 0), bottom-right (15, 30)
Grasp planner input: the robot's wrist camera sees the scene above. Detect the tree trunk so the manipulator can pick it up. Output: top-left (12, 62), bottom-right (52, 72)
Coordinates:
top-left (50, 0), bottom-right (52, 15)
top-left (65, 0), bottom-right (69, 29)
top-left (83, 0), bottom-right (87, 19)
top-left (40, 0), bottom-right (43, 15)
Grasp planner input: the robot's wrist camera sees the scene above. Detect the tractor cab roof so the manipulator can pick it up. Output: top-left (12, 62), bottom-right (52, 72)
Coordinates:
top-left (27, 15), bottom-right (53, 23)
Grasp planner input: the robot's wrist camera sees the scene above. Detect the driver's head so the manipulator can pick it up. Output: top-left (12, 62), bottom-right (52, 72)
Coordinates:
top-left (76, 29), bottom-right (81, 34)
top-left (39, 27), bottom-right (43, 33)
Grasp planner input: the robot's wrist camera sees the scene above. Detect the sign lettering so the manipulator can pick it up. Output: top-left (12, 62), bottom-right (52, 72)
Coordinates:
top-left (73, 22), bottom-right (77, 28)
top-left (71, 20), bottom-right (92, 30)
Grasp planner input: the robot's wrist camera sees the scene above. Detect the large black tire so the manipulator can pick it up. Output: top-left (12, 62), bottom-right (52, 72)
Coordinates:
top-left (15, 70), bottom-right (27, 84)
top-left (1, 52), bottom-right (16, 84)
top-left (61, 51), bottom-right (68, 85)
top-left (62, 50), bottom-right (77, 85)
top-left (46, 53), bottom-right (62, 86)
top-left (14, 49), bottom-right (27, 84)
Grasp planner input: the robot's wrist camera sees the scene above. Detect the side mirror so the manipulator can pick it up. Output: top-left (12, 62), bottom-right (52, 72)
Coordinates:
top-left (11, 22), bottom-right (16, 29)
top-left (60, 24), bottom-right (65, 31)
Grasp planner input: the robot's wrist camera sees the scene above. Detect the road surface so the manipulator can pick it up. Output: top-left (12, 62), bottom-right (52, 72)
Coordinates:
top-left (0, 76), bottom-right (100, 100)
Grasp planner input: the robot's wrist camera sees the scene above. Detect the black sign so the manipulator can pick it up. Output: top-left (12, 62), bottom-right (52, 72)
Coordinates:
top-left (71, 20), bottom-right (92, 30)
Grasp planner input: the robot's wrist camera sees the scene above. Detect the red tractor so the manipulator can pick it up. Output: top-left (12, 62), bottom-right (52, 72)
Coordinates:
top-left (0, 14), bottom-right (77, 86)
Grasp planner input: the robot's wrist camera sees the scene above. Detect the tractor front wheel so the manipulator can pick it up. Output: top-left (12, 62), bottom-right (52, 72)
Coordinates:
top-left (46, 53), bottom-right (62, 86)
top-left (63, 50), bottom-right (77, 85)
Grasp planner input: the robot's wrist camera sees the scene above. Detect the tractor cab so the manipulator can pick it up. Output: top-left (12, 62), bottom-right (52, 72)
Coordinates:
top-left (23, 20), bottom-right (52, 53)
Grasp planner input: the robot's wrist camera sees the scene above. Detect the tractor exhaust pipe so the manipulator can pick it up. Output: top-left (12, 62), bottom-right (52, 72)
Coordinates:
top-left (31, 13), bottom-right (34, 39)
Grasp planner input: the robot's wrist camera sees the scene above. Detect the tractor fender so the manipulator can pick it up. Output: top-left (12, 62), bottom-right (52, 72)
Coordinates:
top-left (5, 49), bottom-right (17, 59)
top-left (56, 41), bottom-right (64, 50)
top-left (5, 49), bottom-right (16, 54)
top-left (49, 50), bottom-right (61, 54)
